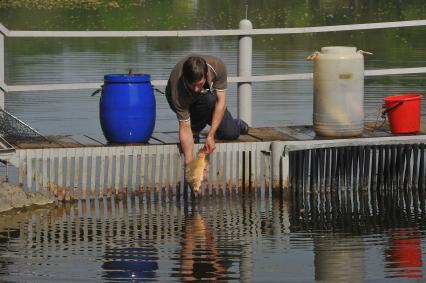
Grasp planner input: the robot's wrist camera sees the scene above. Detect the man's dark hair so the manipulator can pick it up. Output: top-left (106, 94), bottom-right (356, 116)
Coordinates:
top-left (182, 56), bottom-right (208, 84)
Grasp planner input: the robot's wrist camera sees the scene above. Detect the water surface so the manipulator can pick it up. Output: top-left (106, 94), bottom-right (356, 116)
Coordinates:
top-left (0, 193), bottom-right (425, 282)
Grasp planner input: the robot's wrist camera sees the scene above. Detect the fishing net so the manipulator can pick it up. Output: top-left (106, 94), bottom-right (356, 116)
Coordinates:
top-left (0, 109), bottom-right (48, 145)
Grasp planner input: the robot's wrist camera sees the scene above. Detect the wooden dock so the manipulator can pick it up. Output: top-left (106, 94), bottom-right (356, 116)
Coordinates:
top-left (6, 120), bottom-right (426, 149)
top-left (0, 119), bottom-right (425, 202)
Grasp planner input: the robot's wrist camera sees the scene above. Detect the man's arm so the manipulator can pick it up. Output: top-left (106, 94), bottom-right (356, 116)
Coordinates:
top-left (179, 120), bottom-right (194, 165)
top-left (205, 90), bottom-right (226, 154)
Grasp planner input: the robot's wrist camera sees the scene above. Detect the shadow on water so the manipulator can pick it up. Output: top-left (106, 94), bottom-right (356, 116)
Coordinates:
top-left (0, 187), bottom-right (425, 281)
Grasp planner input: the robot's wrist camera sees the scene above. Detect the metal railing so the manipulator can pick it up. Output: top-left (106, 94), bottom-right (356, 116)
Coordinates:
top-left (1, 19), bottom-right (426, 125)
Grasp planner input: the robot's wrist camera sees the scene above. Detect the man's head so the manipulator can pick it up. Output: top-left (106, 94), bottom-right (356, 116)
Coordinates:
top-left (182, 56), bottom-right (208, 94)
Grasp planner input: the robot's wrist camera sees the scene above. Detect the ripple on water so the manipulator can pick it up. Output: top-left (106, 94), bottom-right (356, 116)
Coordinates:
top-left (0, 193), bottom-right (425, 281)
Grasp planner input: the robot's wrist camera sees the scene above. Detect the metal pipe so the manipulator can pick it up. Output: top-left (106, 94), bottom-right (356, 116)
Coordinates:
top-left (238, 19), bottom-right (253, 126)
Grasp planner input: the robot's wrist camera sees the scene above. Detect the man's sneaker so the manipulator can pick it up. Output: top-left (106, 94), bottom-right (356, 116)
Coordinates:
top-left (235, 118), bottom-right (249, 135)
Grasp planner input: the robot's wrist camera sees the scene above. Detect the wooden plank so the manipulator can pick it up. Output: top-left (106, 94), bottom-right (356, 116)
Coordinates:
top-left (225, 143), bottom-right (232, 192)
top-left (152, 132), bottom-right (180, 144)
top-left (57, 149), bottom-right (65, 201)
top-left (217, 144), bottom-right (224, 192)
top-left (231, 143), bottom-right (238, 190)
top-left (146, 146), bottom-right (155, 192)
top-left (154, 145), bottom-right (163, 192)
top-left (162, 145), bottom-right (170, 192)
top-left (139, 146), bottom-right (147, 193)
top-left (99, 147), bottom-right (106, 198)
top-left (18, 150), bottom-right (26, 188)
top-left (238, 145), bottom-right (243, 191)
top-left (81, 148), bottom-right (89, 200)
top-left (211, 147), bottom-right (217, 192)
top-left (73, 150), bottom-right (80, 200)
top-left (254, 143), bottom-right (262, 189)
top-left (123, 146), bottom-right (132, 195)
top-left (26, 150), bottom-right (33, 192)
top-left (65, 149), bottom-right (72, 201)
top-left (244, 143), bottom-right (250, 190)
top-left (250, 142), bottom-right (256, 190)
top-left (131, 146), bottom-right (138, 194)
top-left (42, 149), bottom-right (48, 193)
top-left (275, 126), bottom-right (316, 140)
top-left (90, 148), bottom-right (100, 199)
top-left (245, 127), bottom-right (295, 141)
top-left (34, 149), bottom-right (42, 192)
top-left (106, 147), bottom-right (113, 198)
top-left (169, 148), bottom-right (176, 197)
top-left (48, 149), bottom-right (55, 199)
top-left (264, 151), bottom-right (271, 194)
top-left (114, 147), bottom-right (123, 196)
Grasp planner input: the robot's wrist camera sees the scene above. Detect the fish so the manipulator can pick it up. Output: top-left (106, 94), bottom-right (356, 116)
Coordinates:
top-left (185, 148), bottom-right (209, 194)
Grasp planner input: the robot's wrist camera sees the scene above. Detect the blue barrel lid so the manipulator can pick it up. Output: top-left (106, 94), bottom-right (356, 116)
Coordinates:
top-left (104, 74), bottom-right (151, 83)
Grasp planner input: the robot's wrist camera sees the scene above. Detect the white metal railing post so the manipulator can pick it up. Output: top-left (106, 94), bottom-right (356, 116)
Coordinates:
top-left (0, 30), bottom-right (5, 109)
top-left (238, 19), bottom-right (252, 126)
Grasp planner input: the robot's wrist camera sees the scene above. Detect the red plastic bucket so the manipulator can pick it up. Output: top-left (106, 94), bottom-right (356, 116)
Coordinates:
top-left (383, 94), bottom-right (422, 134)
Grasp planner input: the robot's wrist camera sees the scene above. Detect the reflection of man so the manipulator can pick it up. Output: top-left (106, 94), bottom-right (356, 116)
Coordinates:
top-left (178, 212), bottom-right (229, 281)
top-left (166, 54), bottom-right (249, 166)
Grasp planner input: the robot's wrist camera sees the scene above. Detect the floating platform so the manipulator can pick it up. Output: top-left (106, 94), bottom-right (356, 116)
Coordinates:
top-left (0, 120), bottom-right (425, 202)
top-left (5, 120), bottom-right (426, 149)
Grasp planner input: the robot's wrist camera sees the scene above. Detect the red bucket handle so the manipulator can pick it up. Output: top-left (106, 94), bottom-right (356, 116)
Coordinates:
top-left (381, 101), bottom-right (404, 118)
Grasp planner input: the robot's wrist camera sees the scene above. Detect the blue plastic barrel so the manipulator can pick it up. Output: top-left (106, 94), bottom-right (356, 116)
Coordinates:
top-left (100, 74), bottom-right (156, 143)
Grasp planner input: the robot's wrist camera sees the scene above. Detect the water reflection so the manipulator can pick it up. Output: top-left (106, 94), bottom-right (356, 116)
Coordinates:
top-left (176, 211), bottom-right (229, 281)
top-left (385, 228), bottom-right (423, 279)
top-left (0, 191), bottom-right (425, 281)
top-left (314, 236), bottom-right (365, 282)
top-left (102, 244), bottom-right (159, 281)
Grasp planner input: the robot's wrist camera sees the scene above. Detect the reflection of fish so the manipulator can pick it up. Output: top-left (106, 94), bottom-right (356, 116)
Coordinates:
top-left (185, 148), bottom-right (209, 194)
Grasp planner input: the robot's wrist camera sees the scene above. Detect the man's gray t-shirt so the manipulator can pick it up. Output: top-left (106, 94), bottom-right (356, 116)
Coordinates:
top-left (165, 54), bottom-right (228, 122)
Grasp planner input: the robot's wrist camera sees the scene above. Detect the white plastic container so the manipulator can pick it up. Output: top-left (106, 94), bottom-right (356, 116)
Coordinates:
top-left (313, 46), bottom-right (364, 137)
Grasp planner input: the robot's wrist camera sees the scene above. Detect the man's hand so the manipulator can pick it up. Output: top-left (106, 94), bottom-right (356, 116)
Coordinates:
top-left (205, 135), bottom-right (216, 155)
